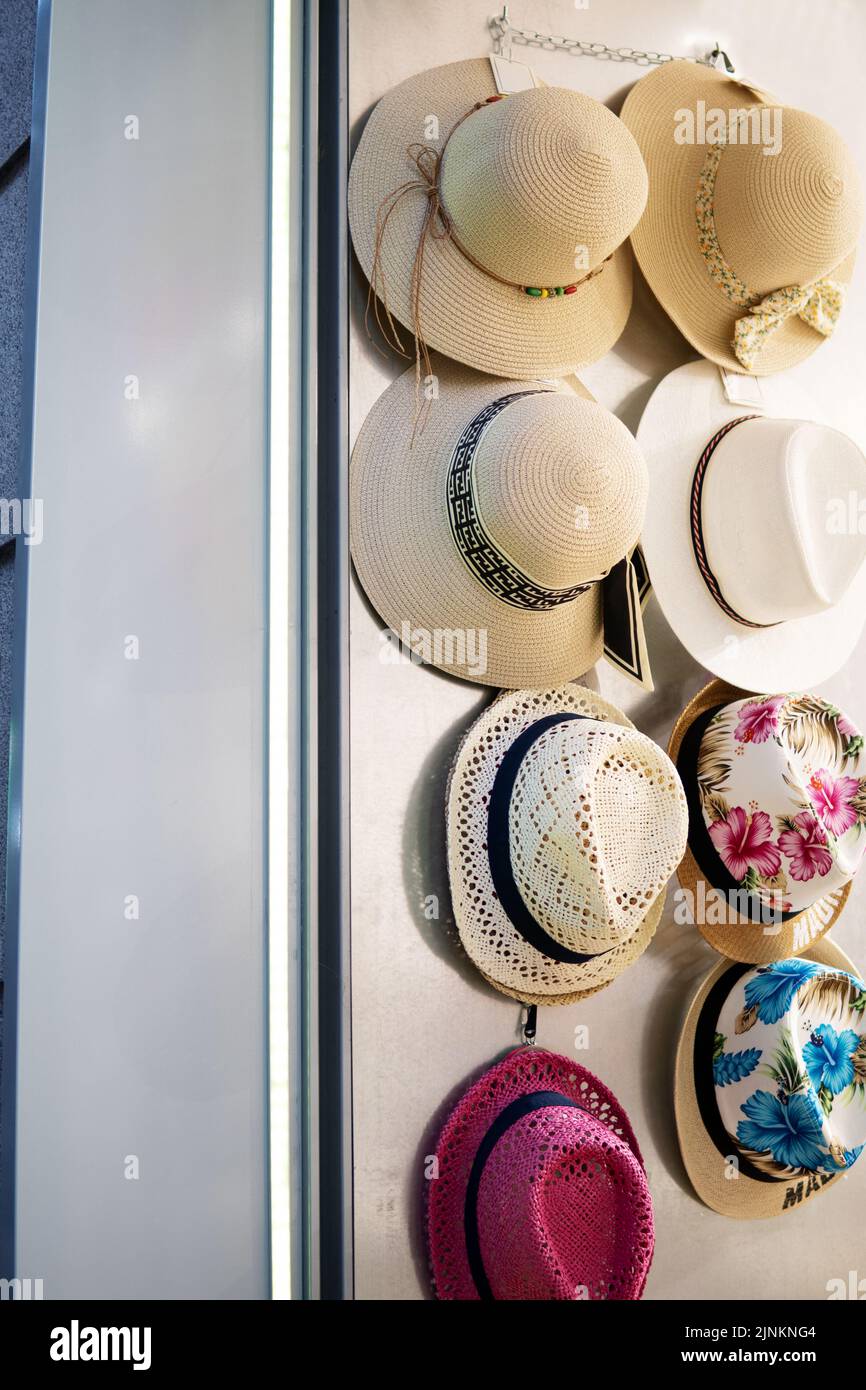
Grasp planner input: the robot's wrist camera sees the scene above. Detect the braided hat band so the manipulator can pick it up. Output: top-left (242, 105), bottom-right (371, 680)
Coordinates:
top-left (689, 414), bottom-right (773, 629)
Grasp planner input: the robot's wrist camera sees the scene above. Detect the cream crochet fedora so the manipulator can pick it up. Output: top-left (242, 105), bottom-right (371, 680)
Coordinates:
top-left (447, 684), bottom-right (688, 1004)
top-left (676, 942), bottom-right (866, 1218)
top-left (621, 60), bottom-right (863, 375)
top-left (638, 360), bottom-right (866, 693)
top-left (669, 678), bottom-right (866, 965)
top-left (351, 361), bottom-right (651, 690)
top-left (349, 58), bottom-right (648, 378)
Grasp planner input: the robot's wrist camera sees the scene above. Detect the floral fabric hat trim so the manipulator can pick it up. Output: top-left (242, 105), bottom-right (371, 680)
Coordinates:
top-left (695, 138), bottom-right (844, 372)
top-left (710, 959), bottom-right (866, 1182)
top-left (694, 693), bottom-right (866, 916)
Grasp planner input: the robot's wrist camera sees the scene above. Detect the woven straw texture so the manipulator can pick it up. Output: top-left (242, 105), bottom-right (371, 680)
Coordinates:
top-left (447, 685), bottom-right (688, 1002)
top-left (349, 58), bottom-right (646, 377)
top-left (350, 360), bottom-right (647, 689)
top-left (621, 61), bottom-right (861, 374)
top-left (669, 679), bottom-right (851, 963)
top-left (675, 938), bottom-right (859, 1219)
top-left (428, 1048), bottom-right (654, 1299)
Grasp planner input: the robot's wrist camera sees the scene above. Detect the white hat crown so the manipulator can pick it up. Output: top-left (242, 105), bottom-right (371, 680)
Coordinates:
top-left (508, 719), bottom-right (687, 954)
top-left (440, 87), bottom-right (648, 286)
top-left (701, 417), bottom-right (866, 627)
top-left (714, 959), bottom-right (866, 1178)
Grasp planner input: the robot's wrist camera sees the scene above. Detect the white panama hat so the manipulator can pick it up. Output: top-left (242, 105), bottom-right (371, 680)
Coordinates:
top-left (638, 359), bottom-right (866, 692)
top-left (446, 684), bottom-right (688, 1004)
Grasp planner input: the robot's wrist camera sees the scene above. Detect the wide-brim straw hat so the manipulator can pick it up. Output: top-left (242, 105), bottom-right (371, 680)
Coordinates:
top-left (447, 684), bottom-right (687, 1004)
top-left (621, 60), bottom-right (862, 375)
top-left (675, 939), bottom-right (864, 1218)
top-left (428, 1048), bottom-right (654, 1299)
top-left (638, 359), bottom-right (866, 692)
top-left (349, 58), bottom-right (647, 378)
top-left (669, 678), bottom-right (854, 964)
top-left (350, 361), bottom-right (648, 690)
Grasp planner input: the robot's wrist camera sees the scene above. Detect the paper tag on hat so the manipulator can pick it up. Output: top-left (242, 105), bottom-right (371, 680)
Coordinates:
top-left (719, 366), bottom-right (766, 410)
top-left (489, 55), bottom-right (539, 94)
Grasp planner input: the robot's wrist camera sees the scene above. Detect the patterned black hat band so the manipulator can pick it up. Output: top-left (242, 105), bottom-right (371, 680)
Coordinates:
top-left (690, 415), bottom-right (777, 631)
top-left (445, 391), bottom-right (601, 613)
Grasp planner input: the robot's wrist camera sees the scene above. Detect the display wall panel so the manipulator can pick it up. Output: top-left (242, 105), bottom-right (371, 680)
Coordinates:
top-left (348, 0), bottom-right (866, 1301)
top-left (3, 0), bottom-right (272, 1299)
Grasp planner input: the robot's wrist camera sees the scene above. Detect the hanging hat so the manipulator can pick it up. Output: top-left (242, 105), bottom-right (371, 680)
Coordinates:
top-left (675, 941), bottom-right (866, 1218)
top-left (351, 361), bottom-right (653, 690)
top-left (620, 60), bottom-right (863, 374)
top-left (637, 359), bottom-right (866, 692)
top-left (447, 684), bottom-right (688, 1004)
top-left (669, 678), bottom-right (866, 965)
top-left (427, 1047), bottom-right (654, 1299)
top-left (349, 57), bottom-right (648, 379)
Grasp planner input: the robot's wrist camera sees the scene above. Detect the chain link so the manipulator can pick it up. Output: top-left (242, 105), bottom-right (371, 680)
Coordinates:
top-left (489, 10), bottom-right (725, 70)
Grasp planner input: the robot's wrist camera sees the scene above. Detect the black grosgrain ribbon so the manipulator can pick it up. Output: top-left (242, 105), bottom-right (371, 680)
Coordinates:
top-left (676, 702), bottom-right (796, 925)
top-left (464, 1089), bottom-right (582, 1299)
top-left (689, 415), bottom-right (777, 630)
top-left (693, 961), bottom-right (779, 1183)
top-left (446, 393), bottom-right (653, 688)
top-left (488, 712), bottom-right (615, 965)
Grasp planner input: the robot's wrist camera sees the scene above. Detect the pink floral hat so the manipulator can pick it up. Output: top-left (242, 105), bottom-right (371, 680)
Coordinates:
top-left (669, 679), bottom-right (866, 963)
top-left (427, 1048), bottom-right (654, 1300)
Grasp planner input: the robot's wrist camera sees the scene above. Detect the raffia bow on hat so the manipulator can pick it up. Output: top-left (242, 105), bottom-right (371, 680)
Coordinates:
top-left (733, 279), bottom-right (844, 373)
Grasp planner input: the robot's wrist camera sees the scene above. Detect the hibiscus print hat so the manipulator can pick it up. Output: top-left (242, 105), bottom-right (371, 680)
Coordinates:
top-left (669, 678), bottom-right (866, 963)
top-left (675, 940), bottom-right (866, 1219)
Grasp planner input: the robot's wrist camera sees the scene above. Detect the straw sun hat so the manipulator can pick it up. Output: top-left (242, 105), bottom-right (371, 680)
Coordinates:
top-left (351, 361), bottom-right (651, 690)
top-left (428, 1047), bottom-right (653, 1299)
top-left (621, 60), bottom-right (863, 375)
top-left (349, 58), bottom-right (648, 378)
top-left (638, 360), bottom-right (866, 693)
top-left (669, 678), bottom-right (866, 965)
top-left (676, 941), bottom-right (866, 1218)
top-left (447, 684), bottom-right (688, 1005)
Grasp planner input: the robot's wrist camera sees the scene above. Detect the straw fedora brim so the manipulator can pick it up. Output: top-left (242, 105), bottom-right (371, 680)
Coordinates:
top-left (447, 684), bottom-right (665, 1003)
top-left (638, 359), bottom-right (866, 693)
top-left (675, 937), bottom-right (859, 1218)
top-left (668, 677), bottom-right (852, 964)
top-left (621, 61), bottom-right (857, 376)
top-left (349, 58), bottom-right (633, 379)
top-left (351, 362), bottom-right (607, 689)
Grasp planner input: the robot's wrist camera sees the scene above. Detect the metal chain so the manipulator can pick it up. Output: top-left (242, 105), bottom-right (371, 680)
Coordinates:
top-left (490, 8), bottom-right (733, 71)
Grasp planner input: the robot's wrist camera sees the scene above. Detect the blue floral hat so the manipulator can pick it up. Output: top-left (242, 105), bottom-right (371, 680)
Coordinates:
top-left (675, 940), bottom-right (866, 1218)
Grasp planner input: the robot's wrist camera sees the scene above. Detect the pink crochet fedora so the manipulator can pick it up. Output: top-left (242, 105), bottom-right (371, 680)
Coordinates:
top-left (427, 1048), bottom-right (654, 1300)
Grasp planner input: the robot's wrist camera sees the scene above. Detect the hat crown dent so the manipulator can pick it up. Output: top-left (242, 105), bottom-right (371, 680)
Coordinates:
top-left (696, 692), bottom-right (866, 915)
top-left (700, 416), bottom-right (866, 626)
top-left (712, 108), bottom-right (864, 295)
top-left (471, 394), bottom-right (649, 591)
top-left (713, 961), bottom-right (866, 1176)
top-left (508, 719), bottom-right (687, 953)
top-left (439, 86), bottom-right (648, 285)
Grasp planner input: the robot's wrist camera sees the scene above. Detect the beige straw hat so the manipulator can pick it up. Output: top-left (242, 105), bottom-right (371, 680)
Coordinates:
top-left (447, 684), bottom-right (688, 1004)
top-left (621, 60), bottom-right (863, 375)
top-left (350, 361), bottom-right (651, 690)
top-left (349, 58), bottom-right (648, 378)
top-left (669, 679), bottom-right (866, 964)
top-left (675, 941), bottom-right (866, 1218)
